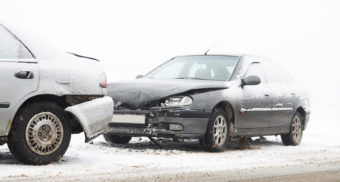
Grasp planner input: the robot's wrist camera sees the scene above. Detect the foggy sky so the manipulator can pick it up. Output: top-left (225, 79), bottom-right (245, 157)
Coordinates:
top-left (1, 0), bottom-right (339, 98)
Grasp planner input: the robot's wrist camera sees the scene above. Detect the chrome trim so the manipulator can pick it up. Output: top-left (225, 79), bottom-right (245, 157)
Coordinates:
top-left (240, 107), bottom-right (294, 112)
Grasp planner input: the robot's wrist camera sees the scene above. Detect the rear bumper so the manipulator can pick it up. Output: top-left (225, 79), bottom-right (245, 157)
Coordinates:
top-left (65, 96), bottom-right (113, 142)
top-left (107, 108), bottom-right (211, 139)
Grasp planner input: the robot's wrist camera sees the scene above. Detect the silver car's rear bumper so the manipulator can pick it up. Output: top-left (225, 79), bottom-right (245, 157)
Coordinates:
top-left (65, 96), bottom-right (113, 142)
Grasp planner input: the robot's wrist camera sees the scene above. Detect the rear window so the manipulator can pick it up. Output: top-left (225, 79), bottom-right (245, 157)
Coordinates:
top-left (0, 25), bottom-right (33, 59)
top-left (264, 60), bottom-right (294, 83)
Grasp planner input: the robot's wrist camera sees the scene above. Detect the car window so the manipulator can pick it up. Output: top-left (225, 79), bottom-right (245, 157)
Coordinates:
top-left (145, 55), bottom-right (239, 81)
top-left (264, 60), bottom-right (294, 83)
top-left (244, 62), bottom-right (266, 85)
top-left (187, 62), bottom-right (235, 80)
top-left (147, 61), bottom-right (186, 79)
top-left (188, 62), bottom-right (208, 77)
top-left (0, 25), bottom-right (33, 60)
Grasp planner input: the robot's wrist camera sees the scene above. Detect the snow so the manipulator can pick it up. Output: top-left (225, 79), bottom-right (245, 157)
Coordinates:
top-left (0, 98), bottom-right (340, 181)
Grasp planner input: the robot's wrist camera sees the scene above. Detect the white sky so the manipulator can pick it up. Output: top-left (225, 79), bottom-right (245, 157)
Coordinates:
top-left (1, 0), bottom-right (339, 98)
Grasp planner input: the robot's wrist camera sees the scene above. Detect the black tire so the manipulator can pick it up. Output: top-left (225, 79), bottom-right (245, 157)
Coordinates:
top-left (200, 107), bottom-right (230, 152)
top-left (103, 133), bottom-right (131, 144)
top-left (8, 102), bottom-right (71, 165)
top-left (281, 112), bottom-right (303, 146)
top-left (199, 138), bottom-right (205, 148)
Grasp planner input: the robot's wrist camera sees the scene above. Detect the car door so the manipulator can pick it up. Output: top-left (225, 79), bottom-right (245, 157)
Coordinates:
top-left (263, 60), bottom-right (295, 127)
top-left (237, 61), bottom-right (272, 128)
top-left (0, 25), bottom-right (40, 136)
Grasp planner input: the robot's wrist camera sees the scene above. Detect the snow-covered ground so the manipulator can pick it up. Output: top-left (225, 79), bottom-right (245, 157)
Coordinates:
top-left (1, 98), bottom-right (340, 181)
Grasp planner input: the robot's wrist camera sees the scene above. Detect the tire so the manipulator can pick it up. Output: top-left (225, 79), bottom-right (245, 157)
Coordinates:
top-left (7, 102), bottom-right (71, 165)
top-left (200, 107), bottom-right (230, 152)
top-left (103, 133), bottom-right (131, 144)
top-left (281, 112), bottom-right (303, 146)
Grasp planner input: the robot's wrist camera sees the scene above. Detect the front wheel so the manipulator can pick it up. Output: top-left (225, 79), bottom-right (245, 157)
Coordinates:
top-left (7, 102), bottom-right (71, 165)
top-left (281, 112), bottom-right (303, 146)
top-left (200, 107), bottom-right (230, 152)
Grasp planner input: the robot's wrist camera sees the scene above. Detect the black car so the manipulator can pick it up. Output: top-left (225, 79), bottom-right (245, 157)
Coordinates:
top-left (106, 55), bottom-right (310, 152)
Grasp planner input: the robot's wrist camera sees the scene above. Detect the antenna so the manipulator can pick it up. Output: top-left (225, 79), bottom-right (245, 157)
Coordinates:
top-left (204, 30), bottom-right (232, 55)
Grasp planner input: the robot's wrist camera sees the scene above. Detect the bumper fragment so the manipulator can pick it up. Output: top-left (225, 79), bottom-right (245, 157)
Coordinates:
top-left (65, 96), bottom-right (113, 142)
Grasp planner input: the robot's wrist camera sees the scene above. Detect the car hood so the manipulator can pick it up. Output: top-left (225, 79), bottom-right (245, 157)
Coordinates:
top-left (107, 78), bottom-right (228, 107)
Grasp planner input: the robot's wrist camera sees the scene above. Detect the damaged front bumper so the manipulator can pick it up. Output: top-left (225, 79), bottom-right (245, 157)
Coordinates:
top-left (107, 108), bottom-right (211, 139)
top-left (65, 96), bottom-right (113, 142)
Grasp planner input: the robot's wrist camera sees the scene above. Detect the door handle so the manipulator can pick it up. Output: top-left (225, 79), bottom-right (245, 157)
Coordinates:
top-left (15, 71), bottom-right (34, 79)
top-left (0, 102), bottom-right (10, 108)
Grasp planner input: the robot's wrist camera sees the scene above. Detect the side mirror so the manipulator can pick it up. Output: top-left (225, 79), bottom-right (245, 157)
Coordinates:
top-left (136, 74), bottom-right (144, 79)
top-left (241, 75), bottom-right (261, 87)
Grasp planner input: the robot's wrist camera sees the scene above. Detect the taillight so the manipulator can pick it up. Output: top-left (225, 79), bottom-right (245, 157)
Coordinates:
top-left (99, 73), bottom-right (107, 88)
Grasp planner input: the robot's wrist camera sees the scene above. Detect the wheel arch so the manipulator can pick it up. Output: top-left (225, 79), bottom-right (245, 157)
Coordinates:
top-left (8, 94), bottom-right (83, 136)
top-left (296, 106), bottom-right (307, 130)
top-left (213, 101), bottom-right (236, 136)
top-left (17, 94), bottom-right (68, 110)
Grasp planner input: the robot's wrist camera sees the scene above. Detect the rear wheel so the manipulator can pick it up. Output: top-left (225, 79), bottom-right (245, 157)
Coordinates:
top-left (281, 112), bottom-right (303, 146)
top-left (103, 133), bottom-right (131, 144)
top-left (200, 107), bottom-right (229, 152)
top-left (8, 102), bottom-right (71, 165)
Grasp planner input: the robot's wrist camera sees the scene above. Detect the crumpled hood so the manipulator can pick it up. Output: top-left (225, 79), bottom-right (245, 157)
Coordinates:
top-left (107, 78), bottom-right (228, 107)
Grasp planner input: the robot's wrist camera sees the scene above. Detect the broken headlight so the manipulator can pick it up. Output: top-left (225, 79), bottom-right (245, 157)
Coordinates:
top-left (162, 96), bottom-right (193, 107)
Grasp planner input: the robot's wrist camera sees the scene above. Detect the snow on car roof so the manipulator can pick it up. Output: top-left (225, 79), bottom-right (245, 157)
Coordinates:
top-left (2, 23), bottom-right (68, 60)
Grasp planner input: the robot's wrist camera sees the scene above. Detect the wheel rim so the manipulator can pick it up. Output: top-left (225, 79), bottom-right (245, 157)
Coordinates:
top-left (25, 112), bottom-right (64, 155)
top-left (213, 115), bottom-right (227, 146)
top-left (291, 115), bottom-right (302, 142)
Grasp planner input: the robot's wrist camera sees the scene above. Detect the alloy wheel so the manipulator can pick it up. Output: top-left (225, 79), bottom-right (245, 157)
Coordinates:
top-left (291, 115), bottom-right (302, 143)
top-left (25, 112), bottom-right (64, 155)
top-left (213, 115), bottom-right (227, 146)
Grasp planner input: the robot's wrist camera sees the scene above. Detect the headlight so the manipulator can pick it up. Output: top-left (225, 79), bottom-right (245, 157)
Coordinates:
top-left (162, 96), bottom-right (193, 107)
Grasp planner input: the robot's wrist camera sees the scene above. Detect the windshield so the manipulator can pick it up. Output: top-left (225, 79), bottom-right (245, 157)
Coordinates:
top-left (145, 55), bottom-right (239, 81)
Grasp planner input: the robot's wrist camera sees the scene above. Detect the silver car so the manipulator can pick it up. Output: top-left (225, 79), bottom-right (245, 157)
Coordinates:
top-left (0, 24), bottom-right (113, 165)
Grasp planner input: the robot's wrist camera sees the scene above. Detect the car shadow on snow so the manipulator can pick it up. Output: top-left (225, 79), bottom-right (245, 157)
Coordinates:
top-left (246, 137), bottom-right (283, 149)
top-left (0, 151), bottom-right (20, 165)
top-left (0, 151), bottom-right (81, 165)
top-left (95, 137), bottom-right (284, 152)
top-left (0, 146), bottom-right (79, 165)
top-left (96, 138), bottom-right (203, 152)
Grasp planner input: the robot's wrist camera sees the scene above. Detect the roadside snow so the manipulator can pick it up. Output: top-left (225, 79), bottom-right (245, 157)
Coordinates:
top-left (0, 98), bottom-right (340, 181)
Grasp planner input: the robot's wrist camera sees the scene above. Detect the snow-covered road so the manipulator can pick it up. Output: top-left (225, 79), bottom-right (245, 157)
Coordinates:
top-left (1, 98), bottom-right (339, 182)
